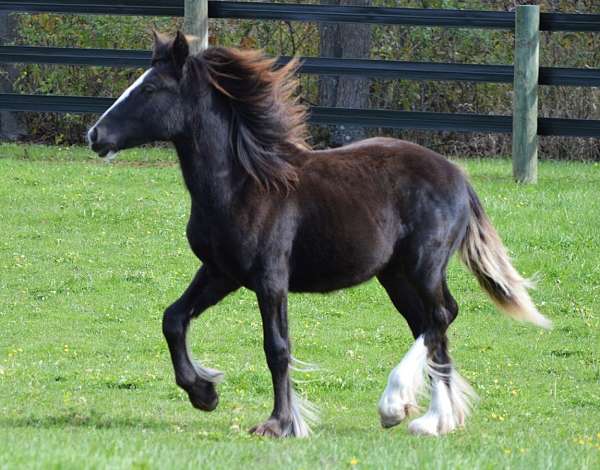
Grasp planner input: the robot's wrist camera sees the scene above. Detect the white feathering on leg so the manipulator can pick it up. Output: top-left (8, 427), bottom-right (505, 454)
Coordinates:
top-left (192, 361), bottom-right (224, 384)
top-left (289, 387), bottom-right (319, 437)
top-left (408, 376), bottom-right (455, 436)
top-left (408, 360), bottom-right (477, 436)
top-left (378, 335), bottom-right (428, 428)
top-left (290, 355), bottom-right (321, 373)
top-left (425, 358), bottom-right (477, 428)
top-left (289, 355), bottom-right (320, 437)
top-left (448, 367), bottom-right (477, 427)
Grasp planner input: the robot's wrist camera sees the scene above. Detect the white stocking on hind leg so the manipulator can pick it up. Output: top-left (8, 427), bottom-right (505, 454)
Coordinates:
top-left (377, 269), bottom-right (475, 435)
top-left (408, 364), bottom-right (475, 436)
top-left (378, 336), bottom-right (428, 427)
top-left (378, 334), bottom-right (476, 436)
top-left (407, 374), bottom-right (455, 435)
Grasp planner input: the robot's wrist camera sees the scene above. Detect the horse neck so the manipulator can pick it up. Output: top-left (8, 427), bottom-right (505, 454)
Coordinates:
top-left (173, 113), bottom-right (243, 210)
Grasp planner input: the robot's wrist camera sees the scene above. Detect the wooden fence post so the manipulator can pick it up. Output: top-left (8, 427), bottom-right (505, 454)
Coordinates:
top-left (0, 11), bottom-right (25, 140)
top-left (512, 5), bottom-right (540, 184)
top-left (184, 0), bottom-right (209, 55)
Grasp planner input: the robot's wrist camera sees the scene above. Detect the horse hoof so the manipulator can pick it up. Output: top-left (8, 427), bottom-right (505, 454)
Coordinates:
top-left (380, 409), bottom-right (405, 428)
top-left (186, 379), bottom-right (219, 411)
top-left (408, 411), bottom-right (456, 436)
top-left (379, 403), bottom-right (416, 428)
top-left (188, 392), bottom-right (218, 411)
top-left (249, 419), bottom-right (290, 438)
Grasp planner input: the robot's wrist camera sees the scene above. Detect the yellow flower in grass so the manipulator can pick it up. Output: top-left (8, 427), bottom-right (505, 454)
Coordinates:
top-left (349, 457), bottom-right (359, 466)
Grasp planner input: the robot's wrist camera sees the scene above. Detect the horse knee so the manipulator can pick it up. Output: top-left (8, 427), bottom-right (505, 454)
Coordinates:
top-left (441, 302), bottom-right (458, 327)
top-left (430, 304), bottom-right (456, 332)
top-left (162, 303), bottom-right (186, 341)
top-left (264, 338), bottom-right (289, 372)
top-left (445, 296), bottom-right (459, 324)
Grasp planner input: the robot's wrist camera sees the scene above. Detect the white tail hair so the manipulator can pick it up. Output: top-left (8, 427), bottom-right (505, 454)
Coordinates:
top-left (460, 184), bottom-right (551, 329)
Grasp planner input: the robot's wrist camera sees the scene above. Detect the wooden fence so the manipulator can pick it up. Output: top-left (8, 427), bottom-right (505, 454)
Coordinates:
top-left (0, 1), bottom-right (599, 181)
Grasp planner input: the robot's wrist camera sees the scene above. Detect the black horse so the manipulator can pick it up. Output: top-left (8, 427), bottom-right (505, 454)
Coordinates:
top-left (88, 31), bottom-right (550, 438)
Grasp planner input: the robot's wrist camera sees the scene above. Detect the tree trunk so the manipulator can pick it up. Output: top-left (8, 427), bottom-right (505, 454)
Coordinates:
top-left (319, 0), bottom-right (372, 146)
top-left (0, 12), bottom-right (25, 140)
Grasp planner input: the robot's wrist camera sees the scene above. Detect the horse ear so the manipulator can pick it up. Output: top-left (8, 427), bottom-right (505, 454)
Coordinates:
top-left (151, 30), bottom-right (170, 62)
top-left (171, 30), bottom-right (190, 72)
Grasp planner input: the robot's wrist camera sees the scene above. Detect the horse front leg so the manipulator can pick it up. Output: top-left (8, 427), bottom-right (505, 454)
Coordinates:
top-left (250, 281), bottom-right (296, 437)
top-left (162, 265), bottom-right (238, 411)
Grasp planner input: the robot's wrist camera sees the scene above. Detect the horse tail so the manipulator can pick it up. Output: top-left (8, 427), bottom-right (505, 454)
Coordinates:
top-left (459, 183), bottom-right (551, 329)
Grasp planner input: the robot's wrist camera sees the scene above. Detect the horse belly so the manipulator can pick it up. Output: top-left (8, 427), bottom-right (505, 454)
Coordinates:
top-left (288, 225), bottom-right (397, 293)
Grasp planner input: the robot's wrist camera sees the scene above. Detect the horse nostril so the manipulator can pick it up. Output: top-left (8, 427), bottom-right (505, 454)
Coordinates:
top-left (88, 126), bottom-right (98, 145)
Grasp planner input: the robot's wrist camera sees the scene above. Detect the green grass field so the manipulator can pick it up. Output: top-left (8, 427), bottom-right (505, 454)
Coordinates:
top-left (0, 144), bottom-right (598, 469)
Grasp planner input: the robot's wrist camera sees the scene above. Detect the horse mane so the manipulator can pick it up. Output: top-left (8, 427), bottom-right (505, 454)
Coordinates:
top-left (189, 47), bottom-right (310, 192)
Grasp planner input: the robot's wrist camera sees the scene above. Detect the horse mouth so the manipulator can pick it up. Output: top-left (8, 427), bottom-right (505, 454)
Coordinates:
top-left (91, 143), bottom-right (119, 160)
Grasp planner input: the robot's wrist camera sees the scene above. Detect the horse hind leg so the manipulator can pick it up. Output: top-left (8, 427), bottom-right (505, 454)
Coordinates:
top-left (407, 279), bottom-right (477, 436)
top-left (377, 271), bottom-right (429, 428)
top-left (407, 331), bottom-right (457, 436)
top-left (440, 281), bottom-right (476, 428)
top-left (408, 348), bottom-right (476, 436)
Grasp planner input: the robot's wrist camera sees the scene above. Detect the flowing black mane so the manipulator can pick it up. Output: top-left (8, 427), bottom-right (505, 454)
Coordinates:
top-left (187, 47), bottom-right (309, 192)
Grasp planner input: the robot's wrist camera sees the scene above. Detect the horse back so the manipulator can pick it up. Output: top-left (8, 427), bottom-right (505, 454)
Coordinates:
top-left (287, 138), bottom-right (468, 292)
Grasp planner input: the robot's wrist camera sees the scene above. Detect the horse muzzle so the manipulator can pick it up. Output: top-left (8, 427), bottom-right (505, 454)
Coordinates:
top-left (87, 125), bottom-right (120, 158)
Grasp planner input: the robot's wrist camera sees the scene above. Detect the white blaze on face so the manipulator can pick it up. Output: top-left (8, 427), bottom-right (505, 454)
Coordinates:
top-left (87, 68), bottom-right (153, 158)
top-left (98, 68), bottom-right (152, 122)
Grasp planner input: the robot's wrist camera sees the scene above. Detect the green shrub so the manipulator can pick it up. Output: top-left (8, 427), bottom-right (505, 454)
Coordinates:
top-left (10, 0), bottom-right (600, 159)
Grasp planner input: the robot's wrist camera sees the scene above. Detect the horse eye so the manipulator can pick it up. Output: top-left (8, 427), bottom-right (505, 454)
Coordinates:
top-left (141, 84), bottom-right (156, 94)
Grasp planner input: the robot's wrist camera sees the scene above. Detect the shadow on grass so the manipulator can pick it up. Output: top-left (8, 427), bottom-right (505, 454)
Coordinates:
top-left (0, 410), bottom-right (175, 431)
top-left (0, 412), bottom-right (416, 440)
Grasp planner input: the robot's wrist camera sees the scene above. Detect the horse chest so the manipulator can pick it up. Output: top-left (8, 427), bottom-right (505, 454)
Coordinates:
top-left (186, 214), bottom-right (255, 281)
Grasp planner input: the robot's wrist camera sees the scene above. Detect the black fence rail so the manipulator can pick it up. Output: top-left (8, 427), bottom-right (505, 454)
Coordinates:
top-left (2, 45), bottom-right (599, 87)
top-left (2, 1), bottom-right (600, 32)
top-left (0, 1), bottom-right (599, 138)
top-left (1, 92), bottom-right (596, 138)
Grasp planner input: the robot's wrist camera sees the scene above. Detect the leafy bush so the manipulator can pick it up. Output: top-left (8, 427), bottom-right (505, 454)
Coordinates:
top-left (13, 14), bottom-right (180, 145)
top-left (9, 0), bottom-right (600, 159)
